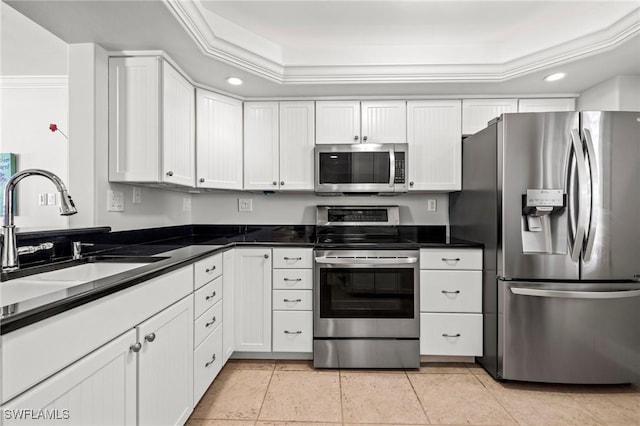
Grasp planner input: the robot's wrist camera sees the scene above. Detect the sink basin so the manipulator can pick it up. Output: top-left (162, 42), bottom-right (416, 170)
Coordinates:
top-left (20, 262), bottom-right (150, 283)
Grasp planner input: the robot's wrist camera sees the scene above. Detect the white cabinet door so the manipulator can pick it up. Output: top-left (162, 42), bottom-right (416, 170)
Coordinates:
top-left (2, 330), bottom-right (137, 426)
top-left (244, 102), bottom-right (280, 190)
top-left (196, 90), bottom-right (243, 190)
top-left (315, 101), bottom-right (361, 144)
top-left (108, 56), bottom-right (161, 182)
top-left (462, 99), bottom-right (518, 135)
top-left (222, 249), bottom-right (235, 363)
top-left (518, 98), bottom-right (576, 112)
top-left (407, 100), bottom-right (462, 191)
top-left (278, 101), bottom-right (315, 190)
top-left (138, 296), bottom-right (193, 426)
top-left (162, 62), bottom-right (195, 186)
top-left (234, 248), bottom-right (272, 352)
top-left (361, 101), bottom-right (407, 144)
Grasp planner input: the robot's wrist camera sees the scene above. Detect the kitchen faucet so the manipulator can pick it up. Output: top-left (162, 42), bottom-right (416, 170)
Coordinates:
top-left (1, 169), bottom-right (77, 271)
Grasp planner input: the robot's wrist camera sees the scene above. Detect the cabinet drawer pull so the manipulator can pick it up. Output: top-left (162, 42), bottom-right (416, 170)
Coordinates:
top-left (283, 278), bottom-right (302, 282)
top-left (284, 330), bottom-right (302, 335)
top-left (354, 135), bottom-right (359, 141)
top-left (205, 316), bottom-right (217, 328)
top-left (283, 298), bottom-right (302, 303)
top-left (441, 257), bottom-right (461, 264)
top-left (205, 265), bottom-right (216, 273)
top-left (283, 257), bottom-right (302, 261)
top-left (130, 342), bottom-right (142, 353)
top-left (442, 333), bottom-right (461, 338)
top-left (166, 171), bottom-right (174, 177)
top-left (144, 332), bottom-right (156, 343)
top-left (205, 291), bottom-right (217, 301)
top-left (205, 354), bottom-right (216, 368)
top-left (441, 290), bottom-right (461, 294)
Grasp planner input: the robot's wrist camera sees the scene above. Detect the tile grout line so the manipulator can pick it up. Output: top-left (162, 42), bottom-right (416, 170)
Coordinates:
top-left (253, 363), bottom-right (277, 424)
top-left (471, 372), bottom-right (522, 426)
top-left (339, 368), bottom-right (345, 425)
top-left (405, 369), bottom-right (433, 425)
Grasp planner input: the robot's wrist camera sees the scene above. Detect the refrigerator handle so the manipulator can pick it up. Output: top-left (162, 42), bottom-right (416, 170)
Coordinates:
top-left (510, 287), bottom-right (640, 299)
top-left (582, 128), bottom-right (598, 262)
top-left (569, 129), bottom-right (588, 262)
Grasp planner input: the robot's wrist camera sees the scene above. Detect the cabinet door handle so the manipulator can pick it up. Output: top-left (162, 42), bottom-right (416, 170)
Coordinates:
top-left (205, 316), bottom-right (217, 328)
top-left (284, 330), bottom-right (302, 335)
top-left (205, 354), bottom-right (217, 368)
top-left (442, 333), bottom-right (461, 338)
top-left (363, 136), bottom-right (368, 142)
top-left (441, 290), bottom-right (461, 294)
top-left (280, 181), bottom-right (285, 186)
top-left (272, 181), bottom-right (278, 186)
top-left (264, 254), bottom-right (269, 259)
top-left (283, 278), bottom-right (302, 282)
top-left (354, 135), bottom-right (359, 141)
top-left (205, 265), bottom-right (216, 273)
top-left (166, 171), bottom-right (174, 177)
top-left (205, 291), bottom-right (217, 301)
top-left (283, 299), bottom-right (302, 303)
top-left (130, 342), bottom-right (142, 353)
top-left (410, 181), bottom-right (414, 187)
top-left (284, 257), bottom-right (302, 261)
top-left (199, 178), bottom-right (205, 183)
top-left (144, 332), bottom-right (156, 343)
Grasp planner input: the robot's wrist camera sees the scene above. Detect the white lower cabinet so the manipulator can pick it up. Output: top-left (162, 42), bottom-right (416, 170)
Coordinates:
top-left (138, 296), bottom-right (194, 426)
top-left (419, 248), bottom-right (483, 357)
top-left (1, 330), bottom-right (137, 426)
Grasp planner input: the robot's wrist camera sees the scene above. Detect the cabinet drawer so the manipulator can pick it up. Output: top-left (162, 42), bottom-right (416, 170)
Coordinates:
top-left (420, 271), bottom-right (482, 313)
top-left (272, 290), bottom-right (313, 311)
top-left (194, 299), bottom-right (222, 348)
top-left (193, 324), bottom-right (223, 403)
top-left (194, 276), bottom-right (222, 318)
top-left (272, 248), bottom-right (313, 269)
top-left (273, 269), bottom-right (313, 290)
top-left (420, 248), bottom-right (482, 270)
top-left (194, 253), bottom-right (222, 290)
top-left (272, 311), bottom-right (313, 353)
top-left (420, 313), bottom-right (482, 356)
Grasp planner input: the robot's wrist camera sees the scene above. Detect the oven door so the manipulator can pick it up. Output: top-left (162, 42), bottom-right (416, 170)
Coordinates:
top-left (314, 250), bottom-right (419, 338)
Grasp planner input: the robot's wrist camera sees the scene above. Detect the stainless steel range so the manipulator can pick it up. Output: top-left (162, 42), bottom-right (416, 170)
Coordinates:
top-left (313, 206), bottom-right (420, 369)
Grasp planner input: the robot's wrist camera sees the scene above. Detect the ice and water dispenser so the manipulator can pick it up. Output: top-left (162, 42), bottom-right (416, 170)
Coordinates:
top-left (521, 189), bottom-right (567, 254)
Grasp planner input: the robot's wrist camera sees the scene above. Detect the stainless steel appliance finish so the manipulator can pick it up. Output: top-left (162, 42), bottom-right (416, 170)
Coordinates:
top-left (313, 206), bottom-right (420, 369)
top-left (314, 143), bottom-right (408, 194)
top-left (450, 111), bottom-right (640, 384)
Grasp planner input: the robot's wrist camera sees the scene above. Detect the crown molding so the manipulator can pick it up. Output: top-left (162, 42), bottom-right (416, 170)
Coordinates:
top-left (0, 76), bottom-right (68, 89)
top-left (163, 1), bottom-right (640, 85)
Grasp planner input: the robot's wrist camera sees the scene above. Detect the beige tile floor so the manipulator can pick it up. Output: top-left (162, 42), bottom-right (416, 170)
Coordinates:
top-left (188, 360), bottom-right (640, 426)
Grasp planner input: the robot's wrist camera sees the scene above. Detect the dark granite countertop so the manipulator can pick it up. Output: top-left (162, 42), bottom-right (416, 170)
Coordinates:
top-left (1, 224), bottom-right (481, 334)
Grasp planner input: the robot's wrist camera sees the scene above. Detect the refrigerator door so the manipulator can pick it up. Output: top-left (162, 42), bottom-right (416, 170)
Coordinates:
top-left (500, 112), bottom-right (580, 280)
top-left (580, 111), bottom-right (640, 281)
top-left (499, 280), bottom-right (640, 384)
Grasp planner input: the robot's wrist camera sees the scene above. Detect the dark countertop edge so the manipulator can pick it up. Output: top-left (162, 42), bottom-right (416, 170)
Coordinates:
top-left (1, 238), bottom-right (480, 334)
top-left (12, 227), bottom-right (112, 239)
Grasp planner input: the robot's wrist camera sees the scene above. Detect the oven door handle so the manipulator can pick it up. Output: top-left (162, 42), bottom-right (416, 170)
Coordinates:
top-left (314, 256), bottom-right (419, 265)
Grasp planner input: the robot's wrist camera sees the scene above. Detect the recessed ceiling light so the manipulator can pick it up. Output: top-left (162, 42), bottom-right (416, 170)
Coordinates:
top-left (226, 77), bottom-right (243, 86)
top-left (543, 72), bottom-right (566, 82)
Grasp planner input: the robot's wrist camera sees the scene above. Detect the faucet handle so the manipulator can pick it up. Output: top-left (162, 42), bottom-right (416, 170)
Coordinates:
top-left (72, 241), bottom-right (94, 260)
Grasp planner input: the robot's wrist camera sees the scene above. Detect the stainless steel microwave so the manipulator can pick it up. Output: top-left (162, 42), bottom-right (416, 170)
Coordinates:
top-left (314, 143), bottom-right (408, 194)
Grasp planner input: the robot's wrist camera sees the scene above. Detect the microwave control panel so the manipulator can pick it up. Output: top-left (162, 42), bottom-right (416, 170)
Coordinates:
top-left (394, 152), bottom-right (406, 184)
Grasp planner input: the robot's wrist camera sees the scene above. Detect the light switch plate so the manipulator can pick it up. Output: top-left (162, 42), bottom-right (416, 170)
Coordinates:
top-left (238, 198), bottom-right (253, 212)
top-left (132, 186), bottom-right (142, 204)
top-left (38, 193), bottom-right (48, 206)
top-left (427, 199), bottom-right (437, 212)
top-left (47, 192), bottom-right (57, 206)
top-left (107, 190), bottom-right (124, 212)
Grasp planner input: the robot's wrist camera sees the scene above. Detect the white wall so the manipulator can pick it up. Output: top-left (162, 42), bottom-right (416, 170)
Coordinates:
top-left (191, 191), bottom-right (448, 225)
top-left (578, 75), bottom-right (640, 111)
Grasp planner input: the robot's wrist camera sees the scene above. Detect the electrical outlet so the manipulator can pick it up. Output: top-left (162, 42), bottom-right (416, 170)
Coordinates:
top-left (132, 186), bottom-right (142, 204)
top-left (238, 198), bottom-right (253, 212)
top-left (38, 193), bottom-right (48, 206)
top-left (107, 190), bottom-right (124, 212)
top-left (183, 197), bottom-right (191, 212)
top-left (427, 199), bottom-right (437, 212)
top-left (47, 192), bottom-right (57, 206)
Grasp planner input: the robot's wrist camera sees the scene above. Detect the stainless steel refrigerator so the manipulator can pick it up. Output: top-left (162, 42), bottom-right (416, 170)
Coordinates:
top-left (450, 111), bottom-right (640, 384)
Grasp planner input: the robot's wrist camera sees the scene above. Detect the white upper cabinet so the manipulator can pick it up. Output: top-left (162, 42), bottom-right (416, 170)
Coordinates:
top-left (407, 100), bottom-right (462, 191)
top-left (315, 101), bottom-right (361, 144)
top-left (518, 98), bottom-right (576, 112)
top-left (196, 90), bottom-right (243, 190)
top-left (108, 56), bottom-right (195, 186)
top-left (462, 99), bottom-right (518, 135)
top-left (361, 101), bottom-right (407, 144)
top-left (244, 102), bottom-right (280, 190)
top-left (278, 101), bottom-right (315, 190)
top-left (316, 100), bottom-right (406, 144)
top-left (244, 101), bottom-right (315, 191)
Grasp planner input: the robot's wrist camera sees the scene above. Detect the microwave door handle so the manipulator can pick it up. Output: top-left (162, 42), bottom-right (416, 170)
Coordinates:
top-left (389, 149), bottom-right (396, 186)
